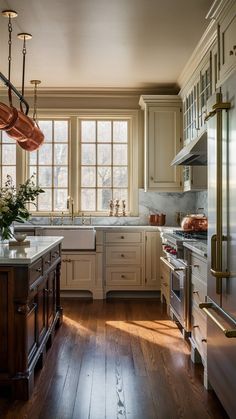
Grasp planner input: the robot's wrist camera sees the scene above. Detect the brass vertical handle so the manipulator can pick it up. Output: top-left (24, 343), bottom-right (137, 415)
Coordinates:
top-left (211, 234), bottom-right (217, 271)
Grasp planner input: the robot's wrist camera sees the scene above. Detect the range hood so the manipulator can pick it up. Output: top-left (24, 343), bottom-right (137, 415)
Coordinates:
top-left (171, 131), bottom-right (207, 166)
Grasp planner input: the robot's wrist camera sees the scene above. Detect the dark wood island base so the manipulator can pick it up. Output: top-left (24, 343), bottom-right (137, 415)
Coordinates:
top-left (0, 240), bottom-right (63, 400)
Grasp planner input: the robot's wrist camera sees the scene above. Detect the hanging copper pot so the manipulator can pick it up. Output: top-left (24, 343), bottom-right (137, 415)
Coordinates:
top-left (5, 110), bottom-right (36, 142)
top-left (17, 123), bottom-right (44, 151)
top-left (0, 102), bottom-right (18, 130)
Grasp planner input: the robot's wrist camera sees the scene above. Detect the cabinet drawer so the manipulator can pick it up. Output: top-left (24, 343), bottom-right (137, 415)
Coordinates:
top-left (105, 232), bottom-right (142, 244)
top-left (191, 254), bottom-right (207, 281)
top-left (106, 246), bottom-right (142, 265)
top-left (192, 302), bottom-right (207, 339)
top-left (29, 259), bottom-right (43, 285)
top-left (191, 273), bottom-right (207, 305)
top-left (106, 267), bottom-right (142, 286)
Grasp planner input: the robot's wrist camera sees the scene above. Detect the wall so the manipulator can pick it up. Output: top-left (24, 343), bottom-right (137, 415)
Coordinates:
top-left (195, 190), bottom-right (208, 215)
top-left (30, 189), bottom-right (199, 227)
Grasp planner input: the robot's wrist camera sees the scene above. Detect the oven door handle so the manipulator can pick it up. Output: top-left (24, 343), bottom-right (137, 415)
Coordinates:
top-left (160, 256), bottom-right (185, 272)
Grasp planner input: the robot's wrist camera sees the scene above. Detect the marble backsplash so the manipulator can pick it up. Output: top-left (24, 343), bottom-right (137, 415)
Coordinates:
top-left (28, 189), bottom-right (208, 227)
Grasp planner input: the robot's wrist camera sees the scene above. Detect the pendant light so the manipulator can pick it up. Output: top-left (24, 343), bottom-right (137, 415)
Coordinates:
top-left (17, 80), bottom-right (44, 151)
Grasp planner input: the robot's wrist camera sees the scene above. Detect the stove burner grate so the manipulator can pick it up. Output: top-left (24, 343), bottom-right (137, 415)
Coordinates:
top-left (174, 230), bottom-right (207, 240)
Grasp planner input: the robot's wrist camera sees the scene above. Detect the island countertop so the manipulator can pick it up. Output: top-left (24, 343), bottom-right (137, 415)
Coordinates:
top-left (0, 236), bottom-right (63, 265)
top-left (183, 240), bottom-right (207, 258)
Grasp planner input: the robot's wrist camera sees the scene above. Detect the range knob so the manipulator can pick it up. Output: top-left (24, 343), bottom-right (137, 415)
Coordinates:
top-left (164, 245), bottom-right (172, 252)
top-left (170, 249), bottom-right (177, 255)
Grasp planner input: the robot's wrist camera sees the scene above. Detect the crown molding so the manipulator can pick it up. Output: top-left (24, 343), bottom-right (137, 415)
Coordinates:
top-left (0, 84), bottom-right (179, 99)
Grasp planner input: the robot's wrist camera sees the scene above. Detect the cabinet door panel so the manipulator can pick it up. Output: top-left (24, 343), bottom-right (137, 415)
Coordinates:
top-left (145, 232), bottom-right (160, 288)
top-left (47, 270), bottom-right (56, 327)
top-left (27, 302), bottom-right (37, 362)
top-left (37, 280), bottom-right (47, 343)
top-left (148, 106), bottom-right (181, 190)
top-left (66, 254), bottom-right (95, 289)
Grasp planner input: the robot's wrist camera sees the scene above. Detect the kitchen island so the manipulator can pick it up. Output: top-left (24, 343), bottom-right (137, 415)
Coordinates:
top-left (0, 236), bottom-right (63, 400)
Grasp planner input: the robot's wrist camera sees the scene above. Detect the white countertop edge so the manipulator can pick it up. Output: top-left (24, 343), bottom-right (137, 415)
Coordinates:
top-left (183, 241), bottom-right (207, 258)
top-left (15, 224), bottom-right (177, 232)
top-left (0, 236), bottom-right (63, 265)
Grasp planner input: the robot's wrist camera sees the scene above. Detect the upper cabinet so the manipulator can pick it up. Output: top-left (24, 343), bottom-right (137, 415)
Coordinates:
top-left (182, 51), bottom-right (213, 145)
top-left (139, 95), bottom-right (182, 192)
top-left (218, 0), bottom-right (236, 84)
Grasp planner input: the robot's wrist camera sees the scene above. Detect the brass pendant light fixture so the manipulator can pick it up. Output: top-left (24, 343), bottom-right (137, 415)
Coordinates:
top-left (0, 9), bottom-right (44, 151)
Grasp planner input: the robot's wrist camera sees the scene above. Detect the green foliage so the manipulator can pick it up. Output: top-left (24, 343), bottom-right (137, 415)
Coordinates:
top-left (0, 174), bottom-right (44, 240)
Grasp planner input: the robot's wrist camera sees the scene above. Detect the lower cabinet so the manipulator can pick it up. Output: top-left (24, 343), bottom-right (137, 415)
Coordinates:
top-left (160, 255), bottom-right (171, 313)
top-left (61, 252), bottom-right (96, 294)
top-left (0, 244), bottom-right (62, 400)
top-left (188, 251), bottom-right (208, 384)
top-left (145, 231), bottom-right (161, 289)
top-left (104, 229), bottom-right (160, 294)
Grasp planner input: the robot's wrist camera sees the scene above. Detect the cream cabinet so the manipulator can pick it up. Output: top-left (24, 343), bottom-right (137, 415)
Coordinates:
top-left (188, 251), bottom-right (208, 385)
top-left (182, 51), bottom-right (212, 145)
top-left (104, 229), bottom-right (160, 294)
top-left (160, 256), bottom-right (171, 314)
top-left (104, 230), bottom-right (144, 293)
top-left (219, 1), bottom-right (236, 84)
top-left (145, 231), bottom-right (160, 289)
top-left (139, 95), bottom-right (182, 192)
top-left (61, 252), bottom-right (96, 294)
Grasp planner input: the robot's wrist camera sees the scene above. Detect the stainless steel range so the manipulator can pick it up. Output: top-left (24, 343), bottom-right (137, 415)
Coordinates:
top-left (161, 230), bottom-right (207, 336)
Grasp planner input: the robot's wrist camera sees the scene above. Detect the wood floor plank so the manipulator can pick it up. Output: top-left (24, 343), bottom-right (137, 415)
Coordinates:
top-left (0, 299), bottom-right (229, 419)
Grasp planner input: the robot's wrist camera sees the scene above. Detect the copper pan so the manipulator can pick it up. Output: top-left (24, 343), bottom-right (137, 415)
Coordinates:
top-left (6, 110), bottom-right (35, 142)
top-left (0, 102), bottom-right (18, 130)
top-left (17, 124), bottom-right (44, 151)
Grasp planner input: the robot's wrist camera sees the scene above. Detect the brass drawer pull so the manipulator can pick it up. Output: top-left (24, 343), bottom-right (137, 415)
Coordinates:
top-left (193, 291), bottom-right (199, 294)
top-left (193, 325), bottom-right (199, 328)
top-left (201, 338), bottom-right (207, 343)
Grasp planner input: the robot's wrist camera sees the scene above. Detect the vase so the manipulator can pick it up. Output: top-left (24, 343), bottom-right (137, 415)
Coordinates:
top-left (0, 224), bottom-right (14, 243)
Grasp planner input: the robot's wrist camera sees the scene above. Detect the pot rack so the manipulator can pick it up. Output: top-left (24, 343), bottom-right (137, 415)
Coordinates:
top-left (0, 71), bottom-right (29, 115)
top-left (0, 9), bottom-right (44, 151)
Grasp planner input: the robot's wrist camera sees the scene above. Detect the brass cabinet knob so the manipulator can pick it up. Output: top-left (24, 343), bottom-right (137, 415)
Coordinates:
top-left (121, 274), bottom-right (125, 278)
top-left (121, 236), bottom-right (124, 239)
top-left (121, 254), bottom-right (125, 258)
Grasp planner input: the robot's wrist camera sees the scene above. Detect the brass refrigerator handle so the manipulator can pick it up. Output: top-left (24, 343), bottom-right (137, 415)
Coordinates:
top-left (199, 303), bottom-right (236, 338)
top-left (210, 268), bottom-right (231, 278)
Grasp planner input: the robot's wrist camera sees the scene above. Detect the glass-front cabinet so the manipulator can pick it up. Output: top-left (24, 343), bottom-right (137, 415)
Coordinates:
top-left (183, 52), bottom-right (212, 145)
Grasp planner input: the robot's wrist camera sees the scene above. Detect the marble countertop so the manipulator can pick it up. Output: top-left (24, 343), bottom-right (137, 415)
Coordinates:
top-left (15, 224), bottom-right (177, 232)
top-left (183, 241), bottom-right (207, 258)
top-left (0, 236), bottom-right (63, 265)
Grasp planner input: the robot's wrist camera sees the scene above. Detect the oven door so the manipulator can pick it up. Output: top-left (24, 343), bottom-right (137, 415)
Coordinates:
top-left (160, 256), bottom-right (188, 330)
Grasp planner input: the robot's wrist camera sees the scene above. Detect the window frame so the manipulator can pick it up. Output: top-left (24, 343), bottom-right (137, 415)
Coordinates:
top-left (1, 108), bottom-right (139, 216)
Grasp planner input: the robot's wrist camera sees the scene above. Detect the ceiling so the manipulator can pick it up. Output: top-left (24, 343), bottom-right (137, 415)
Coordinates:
top-left (0, 0), bottom-right (213, 91)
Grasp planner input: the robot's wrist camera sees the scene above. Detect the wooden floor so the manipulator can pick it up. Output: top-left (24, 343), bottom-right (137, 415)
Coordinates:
top-left (0, 299), bottom-right (228, 419)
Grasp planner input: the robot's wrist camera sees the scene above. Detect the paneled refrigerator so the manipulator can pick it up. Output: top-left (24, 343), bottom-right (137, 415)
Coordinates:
top-left (200, 72), bottom-right (236, 418)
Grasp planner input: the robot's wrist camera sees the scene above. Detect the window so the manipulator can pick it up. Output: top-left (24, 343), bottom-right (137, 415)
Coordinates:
top-left (0, 131), bottom-right (16, 186)
top-left (0, 109), bottom-right (138, 216)
top-left (28, 119), bottom-right (69, 212)
top-left (80, 119), bottom-right (129, 212)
